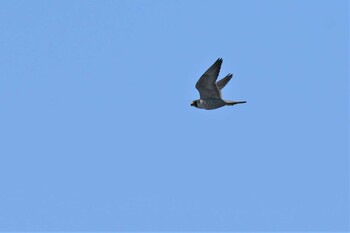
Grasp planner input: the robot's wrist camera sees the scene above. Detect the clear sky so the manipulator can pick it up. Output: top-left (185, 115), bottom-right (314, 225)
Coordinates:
top-left (0, 0), bottom-right (348, 232)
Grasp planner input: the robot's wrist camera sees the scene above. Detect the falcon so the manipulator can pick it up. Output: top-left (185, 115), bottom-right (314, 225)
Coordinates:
top-left (191, 58), bottom-right (246, 110)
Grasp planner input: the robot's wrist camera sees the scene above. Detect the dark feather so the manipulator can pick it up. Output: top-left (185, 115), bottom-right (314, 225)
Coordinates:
top-left (195, 58), bottom-right (223, 99)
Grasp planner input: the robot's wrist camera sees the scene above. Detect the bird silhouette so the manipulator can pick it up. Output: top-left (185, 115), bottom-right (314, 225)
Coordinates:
top-left (191, 58), bottom-right (246, 110)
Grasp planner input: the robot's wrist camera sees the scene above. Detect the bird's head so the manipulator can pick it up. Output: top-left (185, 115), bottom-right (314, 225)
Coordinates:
top-left (191, 100), bottom-right (199, 108)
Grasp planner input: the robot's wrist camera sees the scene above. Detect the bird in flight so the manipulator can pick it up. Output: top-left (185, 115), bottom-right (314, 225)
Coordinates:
top-left (191, 58), bottom-right (246, 110)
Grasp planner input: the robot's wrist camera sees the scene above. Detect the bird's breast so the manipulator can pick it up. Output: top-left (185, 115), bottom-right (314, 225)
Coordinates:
top-left (202, 98), bottom-right (226, 109)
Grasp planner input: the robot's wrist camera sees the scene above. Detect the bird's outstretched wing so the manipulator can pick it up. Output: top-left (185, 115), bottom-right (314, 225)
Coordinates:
top-left (195, 58), bottom-right (222, 99)
top-left (216, 73), bottom-right (233, 91)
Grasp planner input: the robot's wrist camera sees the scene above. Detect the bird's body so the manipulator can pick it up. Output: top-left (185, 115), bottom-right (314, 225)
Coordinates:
top-left (191, 58), bottom-right (246, 110)
top-left (191, 98), bottom-right (227, 110)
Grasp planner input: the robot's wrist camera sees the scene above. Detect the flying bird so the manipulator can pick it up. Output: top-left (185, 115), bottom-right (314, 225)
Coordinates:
top-left (191, 58), bottom-right (246, 110)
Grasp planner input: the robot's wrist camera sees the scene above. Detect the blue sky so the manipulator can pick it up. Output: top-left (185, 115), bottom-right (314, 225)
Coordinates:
top-left (0, 0), bottom-right (348, 231)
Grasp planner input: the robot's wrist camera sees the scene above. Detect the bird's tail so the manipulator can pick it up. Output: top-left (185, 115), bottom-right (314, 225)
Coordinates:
top-left (225, 100), bottom-right (247, 106)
